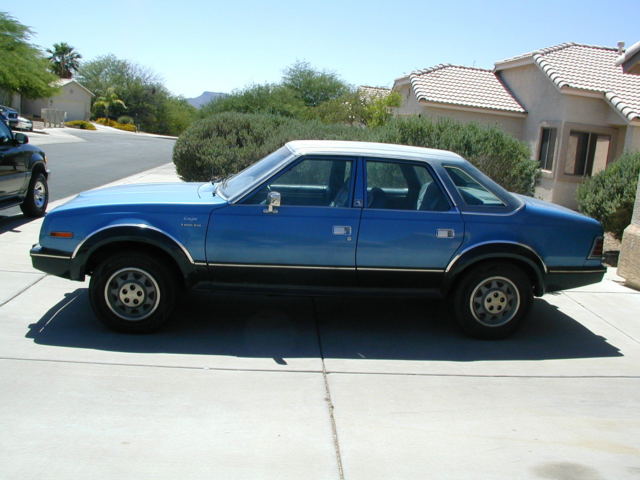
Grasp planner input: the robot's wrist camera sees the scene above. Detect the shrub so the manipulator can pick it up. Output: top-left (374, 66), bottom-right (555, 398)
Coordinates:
top-left (117, 115), bottom-right (134, 125)
top-left (65, 120), bottom-right (96, 130)
top-left (174, 113), bottom-right (536, 195)
top-left (577, 152), bottom-right (640, 239)
top-left (376, 117), bottom-right (537, 194)
top-left (95, 117), bottom-right (137, 132)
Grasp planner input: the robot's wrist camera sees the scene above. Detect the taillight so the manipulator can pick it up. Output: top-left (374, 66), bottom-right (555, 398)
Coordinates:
top-left (589, 236), bottom-right (604, 259)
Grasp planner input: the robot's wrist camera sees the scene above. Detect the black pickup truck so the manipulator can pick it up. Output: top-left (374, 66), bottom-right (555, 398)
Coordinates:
top-left (0, 118), bottom-right (49, 217)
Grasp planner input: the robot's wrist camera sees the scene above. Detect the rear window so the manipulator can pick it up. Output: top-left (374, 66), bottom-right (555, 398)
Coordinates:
top-left (444, 166), bottom-right (505, 207)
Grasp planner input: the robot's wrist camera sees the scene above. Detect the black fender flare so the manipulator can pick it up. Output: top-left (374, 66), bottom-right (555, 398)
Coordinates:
top-left (70, 224), bottom-right (198, 280)
top-left (443, 242), bottom-right (547, 296)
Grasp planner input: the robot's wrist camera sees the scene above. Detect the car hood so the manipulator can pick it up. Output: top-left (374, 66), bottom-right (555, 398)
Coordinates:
top-left (53, 182), bottom-right (226, 211)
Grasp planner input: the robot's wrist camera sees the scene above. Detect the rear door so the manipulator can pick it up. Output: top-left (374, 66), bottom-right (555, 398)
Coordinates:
top-left (356, 158), bottom-right (464, 290)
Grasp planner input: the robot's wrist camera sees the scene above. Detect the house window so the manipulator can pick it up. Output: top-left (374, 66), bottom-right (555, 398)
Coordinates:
top-left (564, 131), bottom-right (611, 176)
top-left (537, 127), bottom-right (557, 171)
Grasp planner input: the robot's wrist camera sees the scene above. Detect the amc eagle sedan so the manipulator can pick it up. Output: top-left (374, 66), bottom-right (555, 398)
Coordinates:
top-left (31, 140), bottom-right (606, 338)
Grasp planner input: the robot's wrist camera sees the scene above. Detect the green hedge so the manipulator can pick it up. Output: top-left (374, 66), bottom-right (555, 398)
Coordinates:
top-left (173, 113), bottom-right (537, 194)
top-left (577, 152), bottom-right (640, 239)
top-left (65, 120), bottom-right (96, 130)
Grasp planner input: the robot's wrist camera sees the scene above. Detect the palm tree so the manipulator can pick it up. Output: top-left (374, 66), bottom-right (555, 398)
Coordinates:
top-left (47, 42), bottom-right (81, 79)
top-left (93, 88), bottom-right (126, 121)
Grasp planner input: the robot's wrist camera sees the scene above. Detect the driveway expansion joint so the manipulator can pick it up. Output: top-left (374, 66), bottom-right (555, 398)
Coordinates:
top-left (0, 274), bottom-right (46, 308)
top-left (312, 298), bottom-right (345, 480)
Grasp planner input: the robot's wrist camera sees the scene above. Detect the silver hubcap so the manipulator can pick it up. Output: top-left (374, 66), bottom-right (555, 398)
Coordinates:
top-left (33, 181), bottom-right (47, 208)
top-left (469, 276), bottom-right (520, 327)
top-left (104, 267), bottom-right (160, 321)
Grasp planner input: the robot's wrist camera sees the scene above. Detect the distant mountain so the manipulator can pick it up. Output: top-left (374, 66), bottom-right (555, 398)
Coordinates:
top-left (186, 91), bottom-right (228, 108)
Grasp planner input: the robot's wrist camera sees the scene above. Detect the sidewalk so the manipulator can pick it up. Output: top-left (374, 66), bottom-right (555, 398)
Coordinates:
top-left (1, 164), bottom-right (639, 479)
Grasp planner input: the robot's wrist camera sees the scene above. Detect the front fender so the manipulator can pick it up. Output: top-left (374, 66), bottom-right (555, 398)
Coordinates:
top-left (71, 224), bottom-right (201, 280)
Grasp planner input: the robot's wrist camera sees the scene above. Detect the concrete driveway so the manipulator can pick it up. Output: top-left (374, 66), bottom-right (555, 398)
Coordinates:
top-left (1, 164), bottom-right (639, 479)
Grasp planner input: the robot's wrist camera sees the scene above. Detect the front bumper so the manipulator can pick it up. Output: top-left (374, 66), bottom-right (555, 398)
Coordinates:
top-left (544, 266), bottom-right (607, 292)
top-left (30, 244), bottom-right (72, 279)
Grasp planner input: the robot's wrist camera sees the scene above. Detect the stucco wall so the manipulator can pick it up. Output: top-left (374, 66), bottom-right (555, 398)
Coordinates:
top-left (22, 82), bottom-right (92, 121)
top-left (624, 125), bottom-right (640, 152)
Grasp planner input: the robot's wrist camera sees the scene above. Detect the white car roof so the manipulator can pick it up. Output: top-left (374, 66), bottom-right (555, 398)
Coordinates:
top-left (286, 140), bottom-right (466, 163)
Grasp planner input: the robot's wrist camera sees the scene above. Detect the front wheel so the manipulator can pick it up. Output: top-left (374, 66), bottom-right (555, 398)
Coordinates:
top-left (452, 262), bottom-right (533, 339)
top-left (89, 253), bottom-right (178, 333)
top-left (20, 172), bottom-right (48, 217)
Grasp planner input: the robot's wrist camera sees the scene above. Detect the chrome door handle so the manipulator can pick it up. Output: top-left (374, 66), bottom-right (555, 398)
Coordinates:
top-left (333, 225), bottom-right (352, 236)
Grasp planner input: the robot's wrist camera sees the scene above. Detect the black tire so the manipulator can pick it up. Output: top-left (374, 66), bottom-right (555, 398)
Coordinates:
top-left (452, 262), bottom-right (533, 339)
top-left (20, 172), bottom-right (48, 217)
top-left (89, 253), bottom-right (178, 333)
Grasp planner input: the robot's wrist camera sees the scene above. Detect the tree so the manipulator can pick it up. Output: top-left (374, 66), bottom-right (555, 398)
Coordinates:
top-left (93, 87), bottom-right (126, 121)
top-left (282, 61), bottom-right (350, 107)
top-left (77, 54), bottom-right (195, 135)
top-left (0, 12), bottom-right (57, 98)
top-left (47, 42), bottom-right (81, 78)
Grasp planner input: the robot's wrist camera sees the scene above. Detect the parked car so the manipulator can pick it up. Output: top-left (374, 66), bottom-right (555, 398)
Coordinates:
top-left (15, 116), bottom-right (33, 132)
top-left (30, 141), bottom-right (605, 338)
top-left (0, 105), bottom-right (19, 129)
top-left (0, 120), bottom-right (49, 217)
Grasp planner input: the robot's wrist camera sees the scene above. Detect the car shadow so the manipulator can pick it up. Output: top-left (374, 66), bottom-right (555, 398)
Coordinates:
top-left (26, 288), bottom-right (622, 362)
top-left (0, 212), bottom-right (32, 234)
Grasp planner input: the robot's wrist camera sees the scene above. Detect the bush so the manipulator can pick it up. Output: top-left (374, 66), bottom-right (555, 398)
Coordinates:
top-left (174, 113), bottom-right (536, 195)
top-left (376, 117), bottom-right (537, 194)
top-left (577, 152), bottom-right (640, 239)
top-left (95, 117), bottom-right (137, 132)
top-left (65, 120), bottom-right (96, 130)
top-left (117, 115), bottom-right (134, 125)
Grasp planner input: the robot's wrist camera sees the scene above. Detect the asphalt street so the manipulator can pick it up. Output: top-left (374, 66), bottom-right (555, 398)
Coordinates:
top-left (1, 125), bottom-right (175, 217)
top-left (0, 134), bottom-right (639, 479)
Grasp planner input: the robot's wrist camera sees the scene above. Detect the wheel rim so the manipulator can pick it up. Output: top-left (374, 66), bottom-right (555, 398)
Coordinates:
top-left (33, 180), bottom-right (47, 209)
top-left (104, 267), bottom-right (161, 321)
top-left (469, 276), bottom-right (520, 327)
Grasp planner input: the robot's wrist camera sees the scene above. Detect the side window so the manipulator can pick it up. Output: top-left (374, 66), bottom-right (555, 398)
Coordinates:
top-left (365, 160), bottom-right (450, 211)
top-left (242, 157), bottom-right (353, 207)
top-left (445, 166), bottom-right (505, 206)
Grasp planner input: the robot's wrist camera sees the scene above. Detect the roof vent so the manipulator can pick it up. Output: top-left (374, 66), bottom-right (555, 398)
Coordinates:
top-left (617, 41), bottom-right (625, 54)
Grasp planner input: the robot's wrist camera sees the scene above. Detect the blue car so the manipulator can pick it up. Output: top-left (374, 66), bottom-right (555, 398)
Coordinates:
top-left (30, 141), bottom-right (605, 338)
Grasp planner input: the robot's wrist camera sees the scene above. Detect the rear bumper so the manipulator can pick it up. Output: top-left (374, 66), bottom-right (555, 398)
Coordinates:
top-left (544, 266), bottom-right (607, 292)
top-left (30, 244), bottom-right (72, 279)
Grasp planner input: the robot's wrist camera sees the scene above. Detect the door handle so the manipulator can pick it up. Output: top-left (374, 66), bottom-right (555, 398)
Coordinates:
top-left (333, 225), bottom-right (352, 236)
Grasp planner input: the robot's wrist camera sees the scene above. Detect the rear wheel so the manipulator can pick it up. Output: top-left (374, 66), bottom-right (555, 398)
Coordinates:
top-left (452, 262), bottom-right (532, 339)
top-left (89, 253), bottom-right (177, 333)
top-left (20, 172), bottom-right (48, 217)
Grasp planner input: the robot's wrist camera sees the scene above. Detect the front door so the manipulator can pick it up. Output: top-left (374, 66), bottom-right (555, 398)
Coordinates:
top-left (206, 156), bottom-right (360, 287)
top-left (0, 122), bottom-right (26, 197)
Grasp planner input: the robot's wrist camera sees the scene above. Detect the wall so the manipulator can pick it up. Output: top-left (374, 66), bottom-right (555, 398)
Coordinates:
top-left (22, 82), bottom-right (92, 121)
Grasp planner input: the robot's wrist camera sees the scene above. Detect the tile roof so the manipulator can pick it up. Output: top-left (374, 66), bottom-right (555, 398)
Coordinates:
top-left (407, 64), bottom-right (526, 114)
top-left (358, 85), bottom-right (391, 101)
top-left (501, 43), bottom-right (640, 122)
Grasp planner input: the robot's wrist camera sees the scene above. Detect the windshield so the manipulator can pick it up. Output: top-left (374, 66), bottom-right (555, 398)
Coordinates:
top-left (217, 146), bottom-right (293, 200)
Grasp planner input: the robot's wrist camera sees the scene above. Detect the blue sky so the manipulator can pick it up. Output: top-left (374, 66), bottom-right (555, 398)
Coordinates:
top-left (5, 0), bottom-right (640, 98)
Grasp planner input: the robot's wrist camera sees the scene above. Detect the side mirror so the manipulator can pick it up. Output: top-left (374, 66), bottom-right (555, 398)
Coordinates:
top-left (263, 191), bottom-right (281, 214)
top-left (14, 132), bottom-right (28, 145)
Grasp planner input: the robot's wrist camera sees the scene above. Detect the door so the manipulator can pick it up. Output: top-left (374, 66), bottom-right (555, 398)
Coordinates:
top-left (206, 156), bottom-right (360, 287)
top-left (0, 121), bottom-right (27, 197)
top-left (356, 158), bottom-right (464, 289)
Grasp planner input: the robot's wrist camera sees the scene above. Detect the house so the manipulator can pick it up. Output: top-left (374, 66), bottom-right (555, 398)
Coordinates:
top-left (393, 43), bottom-right (640, 209)
top-left (21, 78), bottom-right (94, 122)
